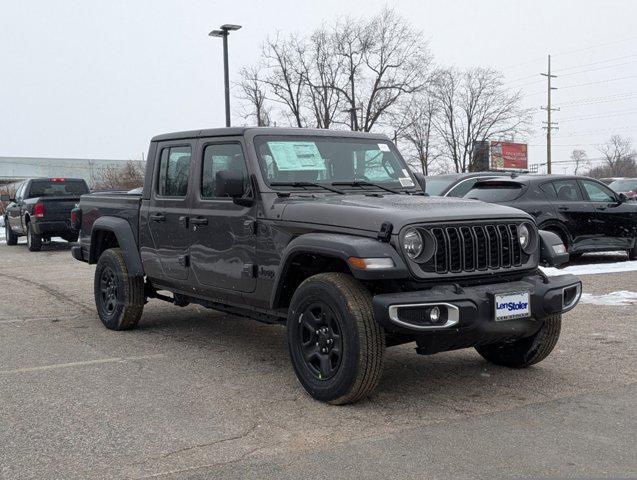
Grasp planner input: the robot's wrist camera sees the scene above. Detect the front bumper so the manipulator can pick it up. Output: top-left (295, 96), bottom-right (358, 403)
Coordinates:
top-left (372, 273), bottom-right (581, 353)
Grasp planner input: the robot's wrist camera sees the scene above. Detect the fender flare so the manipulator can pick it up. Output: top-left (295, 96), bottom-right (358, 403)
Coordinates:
top-left (538, 220), bottom-right (571, 247)
top-left (89, 216), bottom-right (144, 277)
top-left (270, 232), bottom-right (408, 309)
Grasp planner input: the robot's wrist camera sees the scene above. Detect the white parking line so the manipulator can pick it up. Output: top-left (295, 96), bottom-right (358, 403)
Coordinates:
top-left (0, 354), bottom-right (165, 375)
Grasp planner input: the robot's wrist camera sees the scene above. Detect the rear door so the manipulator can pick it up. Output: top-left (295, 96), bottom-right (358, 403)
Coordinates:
top-left (579, 178), bottom-right (636, 249)
top-left (188, 138), bottom-right (257, 293)
top-left (546, 179), bottom-right (594, 250)
top-left (147, 142), bottom-right (194, 281)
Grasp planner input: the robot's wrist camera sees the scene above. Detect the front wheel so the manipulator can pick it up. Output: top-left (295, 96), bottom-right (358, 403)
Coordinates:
top-left (476, 314), bottom-right (561, 368)
top-left (94, 248), bottom-right (144, 330)
top-left (5, 219), bottom-right (18, 246)
top-left (26, 222), bottom-right (42, 251)
top-left (286, 272), bottom-right (385, 405)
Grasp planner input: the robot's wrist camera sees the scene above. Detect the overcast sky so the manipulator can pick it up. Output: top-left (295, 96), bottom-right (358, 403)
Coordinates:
top-left (1, 0), bottom-right (636, 173)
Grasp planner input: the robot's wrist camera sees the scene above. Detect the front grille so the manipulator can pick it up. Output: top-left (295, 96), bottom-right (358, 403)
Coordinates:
top-left (420, 223), bottom-right (527, 275)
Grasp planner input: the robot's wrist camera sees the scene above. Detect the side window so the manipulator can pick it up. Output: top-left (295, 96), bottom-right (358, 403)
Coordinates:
top-left (540, 182), bottom-right (557, 200)
top-left (15, 184), bottom-right (24, 201)
top-left (581, 180), bottom-right (615, 202)
top-left (448, 179), bottom-right (477, 198)
top-left (157, 146), bottom-right (191, 197)
top-left (201, 143), bottom-right (248, 198)
top-left (551, 180), bottom-right (582, 202)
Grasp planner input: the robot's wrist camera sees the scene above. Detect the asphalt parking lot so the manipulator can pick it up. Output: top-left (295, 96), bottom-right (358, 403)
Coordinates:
top-left (0, 240), bottom-right (635, 480)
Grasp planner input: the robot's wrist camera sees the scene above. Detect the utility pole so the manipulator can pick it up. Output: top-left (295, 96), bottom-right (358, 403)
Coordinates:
top-left (209, 24), bottom-right (242, 127)
top-left (541, 54), bottom-right (559, 174)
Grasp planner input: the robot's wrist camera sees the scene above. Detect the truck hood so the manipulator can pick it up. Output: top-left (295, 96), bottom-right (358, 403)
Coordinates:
top-left (278, 194), bottom-right (532, 232)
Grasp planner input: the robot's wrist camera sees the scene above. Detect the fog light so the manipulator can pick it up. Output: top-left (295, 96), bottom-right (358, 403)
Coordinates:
top-left (552, 243), bottom-right (566, 254)
top-left (429, 306), bottom-right (441, 323)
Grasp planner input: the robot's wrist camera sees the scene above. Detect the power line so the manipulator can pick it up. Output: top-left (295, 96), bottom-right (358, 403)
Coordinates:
top-left (554, 53), bottom-right (637, 73)
top-left (559, 108), bottom-right (637, 123)
top-left (555, 92), bottom-right (637, 108)
top-left (560, 74), bottom-right (637, 90)
top-left (557, 59), bottom-right (637, 77)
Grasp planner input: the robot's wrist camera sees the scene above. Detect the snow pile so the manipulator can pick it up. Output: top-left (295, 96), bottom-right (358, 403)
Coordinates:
top-left (0, 226), bottom-right (4, 240)
top-left (541, 259), bottom-right (637, 276)
top-left (579, 291), bottom-right (637, 306)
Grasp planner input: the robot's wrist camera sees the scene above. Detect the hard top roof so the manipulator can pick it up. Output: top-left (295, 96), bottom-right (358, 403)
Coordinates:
top-left (151, 127), bottom-right (390, 143)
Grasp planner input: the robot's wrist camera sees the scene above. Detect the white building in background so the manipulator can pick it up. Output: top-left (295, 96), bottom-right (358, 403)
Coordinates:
top-left (0, 156), bottom-right (132, 187)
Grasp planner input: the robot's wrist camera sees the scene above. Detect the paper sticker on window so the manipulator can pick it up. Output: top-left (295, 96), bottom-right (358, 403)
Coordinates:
top-left (399, 177), bottom-right (414, 187)
top-left (378, 143), bottom-right (390, 152)
top-left (267, 141), bottom-right (325, 171)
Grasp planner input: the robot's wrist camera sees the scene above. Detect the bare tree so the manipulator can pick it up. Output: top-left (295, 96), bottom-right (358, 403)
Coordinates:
top-left (597, 135), bottom-right (635, 175)
top-left (400, 90), bottom-right (439, 175)
top-left (570, 149), bottom-right (589, 175)
top-left (433, 67), bottom-right (533, 173)
top-left (94, 161), bottom-right (145, 191)
top-left (236, 65), bottom-right (270, 126)
top-left (331, 7), bottom-right (432, 132)
top-left (262, 34), bottom-right (307, 128)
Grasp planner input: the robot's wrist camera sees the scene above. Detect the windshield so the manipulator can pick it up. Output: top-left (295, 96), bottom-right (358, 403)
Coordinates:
top-left (254, 135), bottom-right (416, 190)
top-left (465, 183), bottom-right (524, 202)
top-left (28, 179), bottom-right (89, 198)
top-left (424, 176), bottom-right (457, 196)
top-left (609, 179), bottom-right (637, 192)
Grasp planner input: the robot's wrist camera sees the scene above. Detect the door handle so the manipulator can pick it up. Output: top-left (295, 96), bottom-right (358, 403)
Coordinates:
top-left (558, 206), bottom-right (569, 211)
top-left (150, 213), bottom-right (166, 222)
top-left (190, 217), bottom-right (208, 226)
top-left (596, 206), bottom-right (606, 211)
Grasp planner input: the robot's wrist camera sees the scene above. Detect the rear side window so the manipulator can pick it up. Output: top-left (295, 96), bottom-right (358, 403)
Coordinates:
top-left (466, 183), bottom-right (524, 202)
top-left (201, 143), bottom-right (248, 198)
top-left (540, 182), bottom-right (557, 200)
top-left (447, 179), bottom-right (478, 198)
top-left (28, 179), bottom-right (89, 197)
top-left (552, 180), bottom-right (582, 201)
top-left (157, 146), bottom-right (191, 197)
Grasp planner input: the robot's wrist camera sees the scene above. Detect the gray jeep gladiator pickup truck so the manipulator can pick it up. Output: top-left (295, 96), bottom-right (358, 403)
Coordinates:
top-left (71, 127), bottom-right (581, 404)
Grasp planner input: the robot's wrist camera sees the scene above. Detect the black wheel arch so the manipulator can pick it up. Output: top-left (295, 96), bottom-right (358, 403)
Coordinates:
top-left (538, 220), bottom-right (571, 247)
top-left (89, 217), bottom-right (144, 277)
top-left (270, 233), bottom-right (408, 309)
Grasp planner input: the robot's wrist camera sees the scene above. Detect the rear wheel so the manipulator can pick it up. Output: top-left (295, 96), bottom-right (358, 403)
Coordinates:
top-left (476, 314), bottom-right (561, 368)
top-left (26, 222), bottom-right (42, 252)
top-left (94, 248), bottom-right (144, 330)
top-left (5, 219), bottom-right (18, 246)
top-left (286, 272), bottom-right (385, 405)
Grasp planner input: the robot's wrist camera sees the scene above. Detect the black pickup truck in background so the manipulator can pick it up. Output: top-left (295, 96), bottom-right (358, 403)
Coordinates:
top-left (71, 127), bottom-right (582, 404)
top-left (2, 178), bottom-right (89, 251)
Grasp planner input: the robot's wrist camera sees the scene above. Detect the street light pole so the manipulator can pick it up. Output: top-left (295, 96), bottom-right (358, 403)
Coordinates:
top-left (209, 24), bottom-right (241, 127)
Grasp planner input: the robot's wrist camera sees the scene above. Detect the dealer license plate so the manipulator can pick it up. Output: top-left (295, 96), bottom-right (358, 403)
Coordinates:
top-left (494, 291), bottom-right (531, 321)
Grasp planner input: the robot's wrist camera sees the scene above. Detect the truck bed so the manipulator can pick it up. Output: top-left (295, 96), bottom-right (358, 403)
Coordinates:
top-left (78, 191), bottom-right (142, 245)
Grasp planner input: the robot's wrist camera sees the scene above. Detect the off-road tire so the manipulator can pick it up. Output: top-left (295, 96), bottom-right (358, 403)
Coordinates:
top-left (5, 219), bottom-right (18, 246)
top-left (286, 272), bottom-right (385, 405)
top-left (476, 314), bottom-right (561, 368)
top-left (26, 222), bottom-right (42, 252)
top-left (94, 248), bottom-right (144, 331)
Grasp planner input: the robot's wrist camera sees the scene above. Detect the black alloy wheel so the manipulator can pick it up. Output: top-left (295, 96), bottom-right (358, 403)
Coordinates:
top-left (296, 301), bottom-right (343, 381)
top-left (99, 266), bottom-right (118, 318)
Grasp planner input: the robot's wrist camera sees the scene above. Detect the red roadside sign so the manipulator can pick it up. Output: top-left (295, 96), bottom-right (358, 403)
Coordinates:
top-left (490, 142), bottom-right (528, 170)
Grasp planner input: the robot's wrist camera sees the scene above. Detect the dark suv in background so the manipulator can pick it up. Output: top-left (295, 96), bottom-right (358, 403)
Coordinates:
top-left (465, 175), bottom-right (637, 260)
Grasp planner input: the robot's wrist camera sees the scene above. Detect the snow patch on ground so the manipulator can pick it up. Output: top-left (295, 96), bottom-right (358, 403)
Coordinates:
top-left (541, 259), bottom-right (637, 277)
top-left (580, 291), bottom-right (637, 306)
top-left (0, 226), bottom-right (5, 240)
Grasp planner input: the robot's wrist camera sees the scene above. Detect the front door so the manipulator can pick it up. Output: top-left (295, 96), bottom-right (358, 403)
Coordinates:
top-left (7, 182), bottom-right (25, 234)
top-left (579, 178), bottom-right (637, 250)
top-left (188, 139), bottom-right (257, 293)
top-left (147, 143), bottom-right (193, 281)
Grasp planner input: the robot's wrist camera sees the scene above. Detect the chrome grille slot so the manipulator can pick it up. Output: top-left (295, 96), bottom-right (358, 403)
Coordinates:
top-left (417, 222), bottom-right (529, 276)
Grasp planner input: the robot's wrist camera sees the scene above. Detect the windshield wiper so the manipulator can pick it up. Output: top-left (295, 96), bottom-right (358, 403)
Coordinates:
top-left (270, 181), bottom-right (345, 194)
top-left (331, 181), bottom-right (404, 195)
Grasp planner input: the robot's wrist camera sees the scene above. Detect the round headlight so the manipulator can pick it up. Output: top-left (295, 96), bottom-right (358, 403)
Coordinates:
top-left (403, 228), bottom-right (423, 259)
top-left (518, 223), bottom-right (534, 253)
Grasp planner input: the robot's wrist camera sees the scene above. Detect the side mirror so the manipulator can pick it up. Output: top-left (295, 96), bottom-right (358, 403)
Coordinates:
top-left (0, 194), bottom-right (13, 202)
top-left (413, 172), bottom-right (427, 193)
top-left (539, 230), bottom-right (569, 268)
top-left (215, 170), bottom-right (251, 205)
top-left (617, 192), bottom-right (628, 203)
